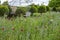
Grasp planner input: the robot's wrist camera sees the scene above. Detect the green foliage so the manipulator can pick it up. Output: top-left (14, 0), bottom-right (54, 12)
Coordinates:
top-left (7, 6), bottom-right (12, 14)
top-left (2, 1), bottom-right (8, 5)
top-left (30, 3), bottom-right (39, 9)
top-left (29, 6), bottom-right (38, 16)
top-left (52, 7), bottom-right (57, 11)
top-left (56, 7), bottom-right (60, 12)
top-left (49, 1), bottom-right (56, 7)
top-left (0, 12), bottom-right (60, 40)
top-left (33, 13), bottom-right (40, 17)
top-left (15, 7), bottom-right (27, 17)
top-left (38, 5), bottom-right (46, 13)
top-left (0, 5), bottom-right (9, 16)
top-left (2, 1), bottom-right (12, 15)
top-left (49, 0), bottom-right (60, 7)
top-left (46, 6), bottom-right (50, 11)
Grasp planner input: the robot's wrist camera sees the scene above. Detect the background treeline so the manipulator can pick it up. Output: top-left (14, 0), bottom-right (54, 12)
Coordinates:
top-left (0, 0), bottom-right (60, 18)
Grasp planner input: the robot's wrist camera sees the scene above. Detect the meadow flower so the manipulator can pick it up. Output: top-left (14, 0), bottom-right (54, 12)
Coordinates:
top-left (50, 19), bottom-right (54, 22)
top-left (21, 29), bottom-right (24, 32)
top-left (2, 27), bottom-right (4, 31)
top-left (48, 19), bottom-right (54, 25)
top-left (20, 27), bottom-right (24, 32)
top-left (35, 26), bottom-right (40, 30)
top-left (12, 27), bottom-right (15, 30)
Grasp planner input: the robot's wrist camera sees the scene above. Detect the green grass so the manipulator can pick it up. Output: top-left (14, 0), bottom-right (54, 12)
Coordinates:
top-left (0, 12), bottom-right (60, 40)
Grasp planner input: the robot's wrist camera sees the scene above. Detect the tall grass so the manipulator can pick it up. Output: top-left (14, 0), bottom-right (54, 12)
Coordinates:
top-left (0, 12), bottom-right (60, 40)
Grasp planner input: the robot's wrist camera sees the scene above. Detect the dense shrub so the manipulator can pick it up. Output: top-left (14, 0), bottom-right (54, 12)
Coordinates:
top-left (51, 7), bottom-right (60, 12)
top-left (38, 5), bottom-right (46, 14)
top-left (52, 7), bottom-right (57, 11)
top-left (0, 5), bottom-right (9, 16)
top-left (2, 1), bottom-right (12, 17)
top-left (56, 7), bottom-right (60, 12)
top-left (46, 6), bottom-right (50, 11)
top-left (8, 6), bottom-right (12, 13)
top-left (15, 7), bottom-right (27, 17)
top-left (29, 6), bottom-right (38, 16)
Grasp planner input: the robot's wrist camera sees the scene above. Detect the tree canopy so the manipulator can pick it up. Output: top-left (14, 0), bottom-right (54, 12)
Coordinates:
top-left (49, 0), bottom-right (60, 7)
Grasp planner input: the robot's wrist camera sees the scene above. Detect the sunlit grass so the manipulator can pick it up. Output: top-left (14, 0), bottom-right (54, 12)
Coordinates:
top-left (0, 12), bottom-right (60, 40)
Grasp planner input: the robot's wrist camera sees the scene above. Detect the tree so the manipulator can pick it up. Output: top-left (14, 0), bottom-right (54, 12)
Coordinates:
top-left (0, 5), bottom-right (9, 16)
top-left (29, 6), bottom-right (38, 16)
top-left (46, 6), bottom-right (50, 11)
top-left (38, 5), bottom-right (46, 14)
top-left (49, 0), bottom-right (60, 7)
top-left (2, 1), bottom-right (8, 5)
top-left (2, 1), bottom-right (12, 14)
top-left (15, 7), bottom-right (27, 17)
top-left (2, 1), bottom-right (13, 18)
top-left (0, 0), bottom-right (1, 4)
top-left (30, 3), bottom-right (39, 9)
top-left (56, 7), bottom-right (60, 12)
top-left (52, 6), bottom-right (57, 11)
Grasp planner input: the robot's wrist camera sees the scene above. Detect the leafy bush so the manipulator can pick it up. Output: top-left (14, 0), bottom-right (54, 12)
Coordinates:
top-left (2, 1), bottom-right (12, 17)
top-left (2, 1), bottom-right (8, 5)
top-left (38, 5), bottom-right (46, 14)
top-left (33, 13), bottom-right (40, 17)
top-left (52, 7), bottom-right (57, 11)
top-left (46, 6), bottom-right (50, 11)
top-left (15, 7), bottom-right (27, 17)
top-left (0, 5), bottom-right (9, 16)
top-left (56, 7), bottom-right (60, 12)
top-left (29, 6), bottom-right (38, 16)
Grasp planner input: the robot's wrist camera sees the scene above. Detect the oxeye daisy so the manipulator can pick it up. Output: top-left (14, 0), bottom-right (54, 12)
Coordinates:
top-left (48, 19), bottom-right (54, 25)
top-left (50, 19), bottom-right (54, 22)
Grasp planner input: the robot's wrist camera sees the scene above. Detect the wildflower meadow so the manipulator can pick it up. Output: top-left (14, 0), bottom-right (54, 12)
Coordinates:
top-left (0, 12), bottom-right (60, 40)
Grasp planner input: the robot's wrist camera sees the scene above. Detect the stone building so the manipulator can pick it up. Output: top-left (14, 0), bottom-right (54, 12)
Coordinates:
top-left (10, 6), bottom-right (17, 14)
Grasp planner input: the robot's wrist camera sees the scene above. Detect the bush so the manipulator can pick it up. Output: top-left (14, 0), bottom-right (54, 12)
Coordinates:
top-left (0, 5), bottom-right (9, 16)
top-left (15, 7), bottom-right (27, 17)
top-left (30, 4), bottom-right (39, 9)
top-left (29, 6), bottom-right (38, 16)
top-left (56, 7), bottom-right (60, 12)
top-left (38, 5), bottom-right (46, 14)
top-left (52, 7), bottom-right (57, 11)
top-left (46, 6), bottom-right (50, 11)
top-left (2, 1), bottom-right (12, 17)
top-left (7, 5), bottom-right (12, 15)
